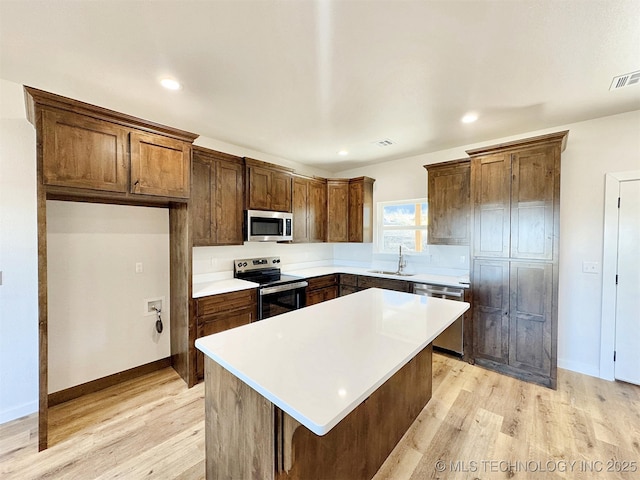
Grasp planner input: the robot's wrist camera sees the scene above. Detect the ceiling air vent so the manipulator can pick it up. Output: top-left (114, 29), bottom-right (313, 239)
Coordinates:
top-left (374, 139), bottom-right (394, 147)
top-left (610, 70), bottom-right (640, 91)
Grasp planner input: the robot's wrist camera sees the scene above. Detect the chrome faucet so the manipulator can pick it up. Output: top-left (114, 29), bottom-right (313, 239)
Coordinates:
top-left (397, 245), bottom-right (407, 274)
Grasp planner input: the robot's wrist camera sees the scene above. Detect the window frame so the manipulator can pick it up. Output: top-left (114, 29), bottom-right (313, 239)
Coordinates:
top-left (375, 198), bottom-right (428, 254)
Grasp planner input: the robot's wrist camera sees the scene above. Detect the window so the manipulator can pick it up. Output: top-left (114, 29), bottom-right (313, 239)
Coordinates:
top-left (377, 199), bottom-right (428, 253)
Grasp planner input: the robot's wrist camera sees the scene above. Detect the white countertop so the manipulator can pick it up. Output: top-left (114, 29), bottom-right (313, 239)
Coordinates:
top-left (284, 265), bottom-right (469, 288)
top-left (193, 265), bottom-right (468, 298)
top-left (192, 278), bottom-right (258, 298)
top-left (195, 288), bottom-right (469, 436)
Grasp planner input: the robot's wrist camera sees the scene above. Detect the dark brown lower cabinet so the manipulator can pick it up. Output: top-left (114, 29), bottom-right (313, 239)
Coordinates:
top-left (194, 289), bottom-right (257, 381)
top-left (305, 275), bottom-right (339, 306)
top-left (357, 275), bottom-right (412, 293)
top-left (472, 259), bottom-right (555, 388)
top-left (338, 273), bottom-right (413, 297)
top-left (339, 274), bottom-right (359, 296)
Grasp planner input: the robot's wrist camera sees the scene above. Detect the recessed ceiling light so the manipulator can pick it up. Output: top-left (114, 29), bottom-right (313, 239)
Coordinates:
top-left (461, 112), bottom-right (478, 124)
top-left (160, 78), bottom-right (182, 90)
top-left (338, 150), bottom-right (349, 156)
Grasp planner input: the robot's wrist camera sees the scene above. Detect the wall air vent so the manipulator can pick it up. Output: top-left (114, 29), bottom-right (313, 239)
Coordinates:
top-left (374, 139), bottom-right (394, 147)
top-left (610, 70), bottom-right (640, 91)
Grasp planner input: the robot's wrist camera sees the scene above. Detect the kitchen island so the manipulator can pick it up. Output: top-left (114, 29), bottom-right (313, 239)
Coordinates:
top-left (195, 288), bottom-right (469, 480)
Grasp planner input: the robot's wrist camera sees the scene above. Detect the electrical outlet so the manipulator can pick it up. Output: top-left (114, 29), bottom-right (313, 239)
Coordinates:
top-left (135, 262), bottom-right (143, 274)
top-left (582, 261), bottom-right (600, 274)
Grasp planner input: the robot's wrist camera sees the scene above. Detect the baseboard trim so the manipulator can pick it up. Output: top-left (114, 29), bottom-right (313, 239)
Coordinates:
top-left (0, 400), bottom-right (38, 425)
top-left (48, 357), bottom-right (172, 407)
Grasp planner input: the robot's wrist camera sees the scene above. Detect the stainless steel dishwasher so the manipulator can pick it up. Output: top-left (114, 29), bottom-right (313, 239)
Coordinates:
top-left (414, 283), bottom-right (465, 356)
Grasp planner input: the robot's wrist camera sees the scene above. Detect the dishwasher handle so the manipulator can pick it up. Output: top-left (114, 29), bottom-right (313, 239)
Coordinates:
top-left (414, 284), bottom-right (464, 298)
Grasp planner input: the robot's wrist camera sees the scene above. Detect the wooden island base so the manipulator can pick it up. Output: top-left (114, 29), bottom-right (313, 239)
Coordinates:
top-left (204, 344), bottom-right (433, 480)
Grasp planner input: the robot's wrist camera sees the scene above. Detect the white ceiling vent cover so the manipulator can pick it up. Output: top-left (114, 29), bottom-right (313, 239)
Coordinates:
top-left (610, 70), bottom-right (640, 91)
top-left (374, 139), bottom-right (394, 147)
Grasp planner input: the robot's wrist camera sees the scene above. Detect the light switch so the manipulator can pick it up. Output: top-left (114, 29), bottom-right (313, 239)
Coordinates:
top-left (135, 262), bottom-right (143, 274)
top-left (582, 261), bottom-right (599, 274)
top-left (0, 270), bottom-right (3, 285)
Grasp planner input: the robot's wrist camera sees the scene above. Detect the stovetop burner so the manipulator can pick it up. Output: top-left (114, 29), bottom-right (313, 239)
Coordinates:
top-left (234, 256), bottom-right (304, 287)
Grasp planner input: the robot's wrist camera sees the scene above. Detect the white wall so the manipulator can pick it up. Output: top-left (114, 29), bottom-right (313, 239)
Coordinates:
top-left (194, 136), bottom-right (332, 179)
top-left (46, 201), bottom-right (170, 393)
top-left (336, 110), bottom-right (640, 378)
top-left (0, 79), bottom-right (38, 422)
top-left (194, 242), bottom-right (334, 277)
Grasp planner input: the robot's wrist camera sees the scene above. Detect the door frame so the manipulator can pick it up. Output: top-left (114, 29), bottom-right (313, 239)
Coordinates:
top-left (600, 169), bottom-right (640, 380)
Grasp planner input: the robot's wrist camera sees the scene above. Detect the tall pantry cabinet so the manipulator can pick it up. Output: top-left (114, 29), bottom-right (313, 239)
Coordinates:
top-left (467, 131), bottom-right (568, 389)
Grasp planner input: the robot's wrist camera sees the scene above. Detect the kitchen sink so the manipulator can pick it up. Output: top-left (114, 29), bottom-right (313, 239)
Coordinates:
top-left (367, 270), bottom-right (415, 277)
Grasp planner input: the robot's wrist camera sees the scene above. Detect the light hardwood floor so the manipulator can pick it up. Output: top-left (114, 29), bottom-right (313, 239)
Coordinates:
top-left (1, 354), bottom-right (638, 479)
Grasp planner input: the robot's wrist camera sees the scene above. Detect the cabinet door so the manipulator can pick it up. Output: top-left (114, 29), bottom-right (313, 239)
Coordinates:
top-left (191, 154), bottom-right (214, 245)
top-left (130, 131), bottom-right (191, 198)
top-left (327, 181), bottom-right (349, 242)
top-left (339, 285), bottom-right (359, 297)
top-left (471, 154), bottom-right (511, 257)
top-left (41, 108), bottom-right (128, 192)
top-left (293, 177), bottom-right (310, 242)
top-left (306, 286), bottom-right (338, 306)
top-left (246, 164), bottom-right (271, 210)
top-left (195, 308), bottom-right (254, 380)
top-left (472, 259), bottom-right (510, 364)
top-left (427, 162), bottom-right (470, 245)
top-left (271, 170), bottom-right (292, 212)
top-left (309, 179), bottom-right (327, 242)
top-left (348, 180), bottom-right (364, 242)
top-left (214, 159), bottom-right (244, 245)
top-left (508, 261), bottom-right (553, 376)
top-left (350, 177), bottom-right (374, 243)
top-left (510, 146), bottom-right (557, 260)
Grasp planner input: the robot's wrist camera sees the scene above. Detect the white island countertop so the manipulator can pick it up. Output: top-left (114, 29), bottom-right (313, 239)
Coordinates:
top-left (195, 288), bottom-right (469, 436)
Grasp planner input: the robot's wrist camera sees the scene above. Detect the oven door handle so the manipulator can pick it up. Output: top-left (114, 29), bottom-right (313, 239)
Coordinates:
top-left (260, 281), bottom-right (309, 296)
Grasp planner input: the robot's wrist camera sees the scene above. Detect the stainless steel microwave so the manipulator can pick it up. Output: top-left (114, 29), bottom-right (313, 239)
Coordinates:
top-left (245, 210), bottom-right (293, 242)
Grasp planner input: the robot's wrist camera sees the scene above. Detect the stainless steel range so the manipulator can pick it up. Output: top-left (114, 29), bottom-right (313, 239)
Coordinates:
top-left (234, 256), bottom-right (308, 320)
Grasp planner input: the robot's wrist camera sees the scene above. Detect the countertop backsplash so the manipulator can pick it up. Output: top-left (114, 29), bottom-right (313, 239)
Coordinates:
top-left (193, 242), bottom-right (469, 284)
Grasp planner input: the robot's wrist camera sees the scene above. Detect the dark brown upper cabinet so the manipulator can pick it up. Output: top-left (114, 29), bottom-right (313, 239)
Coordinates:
top-left (327, 179), bottom-right (350, 242)
top-left (327, 177), bottom-right (375, 243)
top-left (41, 107), bottom-right (129, 193)
top-left (26, 87), bottom-right (198, 203)
top-left (424, 159), bottom-right (470, 246)
top-left (191, 146), bottom-right (245, 246)
top-left (293, 175), bottom-right (327, 243)
top-left (348, 177), bottom-right (374, 243)
top-left (130, 132), bottom-right (191, 199)
top-left (245, 158), bottom-right (293, 212)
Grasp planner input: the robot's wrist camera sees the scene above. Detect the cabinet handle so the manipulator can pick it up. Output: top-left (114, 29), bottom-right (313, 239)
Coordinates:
top-left (134, 180), bottom-right (139, 187)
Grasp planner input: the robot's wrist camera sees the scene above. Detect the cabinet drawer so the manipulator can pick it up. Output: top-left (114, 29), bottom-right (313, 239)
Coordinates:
top-left (196, 307), bottom-right (254, 380)
top-left (358, 276), bottom-right (411, 292)
top-left (196, 288), bottom-right (257, 317)
top-left (307, 274), bottom-right (338, 290)
top-left (339, 274), bottom-right (358, 287)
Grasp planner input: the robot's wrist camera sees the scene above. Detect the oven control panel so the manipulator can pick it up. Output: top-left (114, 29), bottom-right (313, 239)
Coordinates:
top-left (235, 256), bottom-right (281, 273)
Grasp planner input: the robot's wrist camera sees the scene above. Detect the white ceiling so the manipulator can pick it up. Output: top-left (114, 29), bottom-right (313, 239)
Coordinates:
top-left (1, 0), bottom-right (639, 172)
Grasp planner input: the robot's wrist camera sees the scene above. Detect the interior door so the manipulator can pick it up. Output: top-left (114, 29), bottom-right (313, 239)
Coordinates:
top-left (615, 179), bottom-right (640, 385)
